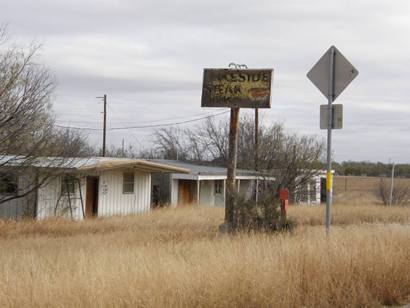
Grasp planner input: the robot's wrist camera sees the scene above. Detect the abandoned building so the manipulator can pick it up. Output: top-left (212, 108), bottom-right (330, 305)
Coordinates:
top-left (0, 156), bottom-right (188, 220)
top-left (150, 160), bottom-right (275, 207)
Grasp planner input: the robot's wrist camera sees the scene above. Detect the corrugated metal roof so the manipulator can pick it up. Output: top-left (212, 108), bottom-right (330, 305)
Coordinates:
top-left (151, 159), bottom-right (259, 176)
top-left (0, 156), bottom-right (189, 174)
top-left (79, 158), bottom-right (189, 173)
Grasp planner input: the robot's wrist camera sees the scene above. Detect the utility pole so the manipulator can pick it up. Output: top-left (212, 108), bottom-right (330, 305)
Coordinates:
top-left (389, 162), bottom-right (395, 206)
top-left (255, 108), bottom-right (259, 171)
top-left (254, 108), bottom-right (259, 202)
top-left (97, 94), bottom-right (107, 157)
top-left (121, 138), bottom-right (125, 157)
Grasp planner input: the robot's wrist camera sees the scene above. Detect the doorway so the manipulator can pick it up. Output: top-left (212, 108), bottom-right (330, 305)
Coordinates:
top-left (86, 176), bottom-right (99, 217)
top-left (178, 180), bottom-right (195, 205)
top-left (320, 177), bottom-right (327, 203)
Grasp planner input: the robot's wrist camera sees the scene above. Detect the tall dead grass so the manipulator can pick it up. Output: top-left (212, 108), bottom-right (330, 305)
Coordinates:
top-left (289, 203), bottom-right (410, 226)
top-left (0, 205), bottom-right (409, 307)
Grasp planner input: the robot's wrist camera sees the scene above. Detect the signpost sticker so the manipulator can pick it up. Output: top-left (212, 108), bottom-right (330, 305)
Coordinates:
top-left (201, 68), bottom-right (273, 108)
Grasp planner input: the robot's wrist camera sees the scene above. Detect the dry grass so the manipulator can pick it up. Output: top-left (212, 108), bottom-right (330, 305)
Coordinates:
top-left (0, 205), bottom-right (410, 307)
top-left (334, 175), bottom-right (410, 194)
top-left (289, 203), bottom-right (410, 226)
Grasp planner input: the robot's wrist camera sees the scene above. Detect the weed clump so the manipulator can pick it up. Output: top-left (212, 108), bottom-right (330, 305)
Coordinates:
top-left (229, 192), bottom-right (296, 233)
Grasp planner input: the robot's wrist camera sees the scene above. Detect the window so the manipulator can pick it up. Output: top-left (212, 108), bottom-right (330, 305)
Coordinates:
top-left (61, 175), bottom-right (75, 195)
top-left (123, 172), bottom-right (134, 194)
top-left (0, 173), bottom-right (18, 194)
top-left (215, 180), bottom-right (223, 194)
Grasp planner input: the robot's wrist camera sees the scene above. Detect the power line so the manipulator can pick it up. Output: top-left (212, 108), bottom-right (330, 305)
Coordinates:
top-left (109, 111), bottom-right (228, 130)
top-left (55, 110), bottom-right (229, 131)
top-left (56, 111), bottom-right (219, 125)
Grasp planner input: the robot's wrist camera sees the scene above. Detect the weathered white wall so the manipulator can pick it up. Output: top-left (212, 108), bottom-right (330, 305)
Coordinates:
top-left (37, 176), bottom-right (85, 220)
top-left (170, 179), bottom-right (179, 207)
top-left (0, 175), bottom-right (37, 220)
top-left (199, 181), bottom-right (214, 207)
top-left (214, 180), bottom-right (225, 208)
top-left (97, 171), bottom-right (151, 216)
top-left (293, 176), bottom-right (322, 205)
top-left (238, 179), bottom-right (253, 199)
top-left (314, 177), bottom-right (322, 205)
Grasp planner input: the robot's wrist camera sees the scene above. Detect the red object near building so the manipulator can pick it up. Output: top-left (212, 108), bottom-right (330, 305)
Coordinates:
top-left (279, 188), bottom-right (289, 214)
top-left (279, 188), bottom-right (289, 201)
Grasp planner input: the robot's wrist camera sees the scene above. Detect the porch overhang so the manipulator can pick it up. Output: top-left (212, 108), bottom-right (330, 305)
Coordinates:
top-left (171, 173), bottom-right (275, 181)
top-left (78, 159), bottom-right (189, 174)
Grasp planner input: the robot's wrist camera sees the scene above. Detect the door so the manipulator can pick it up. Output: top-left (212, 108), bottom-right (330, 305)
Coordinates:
top-left (86, 176), bottom-right (99, 217)
top-left (320, 177), bottom-right (327, 203)
top-left (214, 180), bottom-right (225, 207)
top-left (178, 180), bottom-right (194, 205)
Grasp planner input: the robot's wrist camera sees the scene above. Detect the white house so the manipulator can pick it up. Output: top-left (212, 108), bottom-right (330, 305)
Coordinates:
top-left (151, 160), bottom-right (274, 207)
top-left (0, 157), bottom-right (188, 220)
top-left (292, 170), bottom-right (335, 205)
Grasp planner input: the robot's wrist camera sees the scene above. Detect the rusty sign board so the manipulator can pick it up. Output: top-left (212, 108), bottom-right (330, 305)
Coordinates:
top-left (201, 68), bottom-right (273, 108)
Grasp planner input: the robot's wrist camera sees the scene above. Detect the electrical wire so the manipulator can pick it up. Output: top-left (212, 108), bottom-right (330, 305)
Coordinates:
top-left (55, 110), bottom-right (229, 131)
top-left (55, 110), bottom-right (222, 125)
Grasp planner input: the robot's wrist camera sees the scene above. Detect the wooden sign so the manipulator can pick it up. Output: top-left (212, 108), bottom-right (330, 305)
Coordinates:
top-left (201, 68), bottom-right (273, 108)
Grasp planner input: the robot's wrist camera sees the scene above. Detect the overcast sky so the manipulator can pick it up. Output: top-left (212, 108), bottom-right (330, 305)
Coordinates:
top-left (1, 0), bottom-right (410, 163)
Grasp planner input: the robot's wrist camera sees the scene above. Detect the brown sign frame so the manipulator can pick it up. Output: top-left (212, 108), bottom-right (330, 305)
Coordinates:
top-left (201, 68), bottom-right (273, 108)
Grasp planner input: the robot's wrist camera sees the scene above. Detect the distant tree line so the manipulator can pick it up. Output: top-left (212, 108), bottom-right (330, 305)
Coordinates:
top-left (333, 161), bottom-right (410, 178)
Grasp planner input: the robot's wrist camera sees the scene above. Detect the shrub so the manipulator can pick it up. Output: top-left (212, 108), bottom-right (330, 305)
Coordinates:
top-left (230, 192), bottom-right (295, 232)
top-left (378, 178), bottom-right (410, 206)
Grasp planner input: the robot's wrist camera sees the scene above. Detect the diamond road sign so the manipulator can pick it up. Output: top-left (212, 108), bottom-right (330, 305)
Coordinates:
top-left (307, 46), bottom-right (358, 101)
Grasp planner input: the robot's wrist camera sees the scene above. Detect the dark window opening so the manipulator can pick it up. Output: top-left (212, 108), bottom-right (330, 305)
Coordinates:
top-left (0, 173), bottom-right (18, 194)
top-left (215, 180), bottom-right (223, 194)
top-left (61, 175), bottom-right (76, 195)
top-left (123, 172), bottom-right (135, 194)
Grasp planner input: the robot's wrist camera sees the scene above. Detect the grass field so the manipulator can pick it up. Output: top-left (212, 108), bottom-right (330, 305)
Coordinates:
top-left (334, 175), bottom-right (410, 195)
top-left (1, 204), bottom-right (410, 307)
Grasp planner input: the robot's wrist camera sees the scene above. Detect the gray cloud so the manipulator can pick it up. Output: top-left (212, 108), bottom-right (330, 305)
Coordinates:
top-left (1, 0), bottom-right (410, 162)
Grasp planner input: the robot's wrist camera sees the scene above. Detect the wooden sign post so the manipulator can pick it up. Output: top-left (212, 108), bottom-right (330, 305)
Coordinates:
top-left (225, 107), bottom-right (240, 224)
top-left (201, 66), bottom-right (273, 229)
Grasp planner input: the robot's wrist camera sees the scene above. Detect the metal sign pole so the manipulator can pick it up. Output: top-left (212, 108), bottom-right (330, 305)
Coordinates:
top-left (389, 162), bottom-right (395, 206)
top-left (307, 45), bottom-right (358, 236)
top-left (326, 47), bottom-right (335, 235)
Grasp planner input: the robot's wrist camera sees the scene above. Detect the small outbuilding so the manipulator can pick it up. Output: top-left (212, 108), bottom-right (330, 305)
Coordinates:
top-left (0, 157), bottom-right (188, 220)
top-left (292, 170), bottom-right (335, 205)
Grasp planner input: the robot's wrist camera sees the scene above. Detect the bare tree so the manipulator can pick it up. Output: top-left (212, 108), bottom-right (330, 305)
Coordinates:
top-left (152, 115), bottom-right (325, 197)
top-left (102, 143), bottom-right (155, 159)
top-left (0, 28), bottom-right (90, 206)
top-left (155, 127), bottom-right (187, 160)
top-left (154, 118), bottom-right (229, 163)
